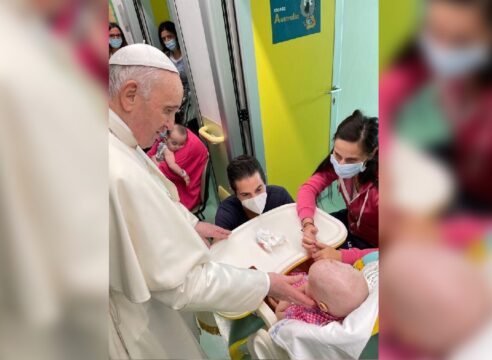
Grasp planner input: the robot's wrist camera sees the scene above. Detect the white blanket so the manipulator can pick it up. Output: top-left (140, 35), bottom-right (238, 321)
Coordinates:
top-left (269, 265), bottom-right (379, 360)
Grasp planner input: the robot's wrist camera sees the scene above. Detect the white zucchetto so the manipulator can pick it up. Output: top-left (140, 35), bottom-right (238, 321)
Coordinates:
top-left (109, 43), bottom-right (178, 73)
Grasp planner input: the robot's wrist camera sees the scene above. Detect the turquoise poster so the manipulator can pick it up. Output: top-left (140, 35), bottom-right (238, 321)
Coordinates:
top-left (270, 0), bottom-right (321, 44)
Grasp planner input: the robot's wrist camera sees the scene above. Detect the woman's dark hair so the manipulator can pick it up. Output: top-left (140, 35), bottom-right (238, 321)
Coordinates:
top-left (108, 22), bottom-right (127, 50)
top-left (227, 155), bottom-right (266, 192)
top-left (315, 110), bottom-right (379, 187)
top-left (158, 21), bottom-right (180, 52)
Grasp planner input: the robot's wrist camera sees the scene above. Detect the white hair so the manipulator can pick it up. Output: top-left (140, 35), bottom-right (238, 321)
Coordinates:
top-left (108, 65), bottom-right (162, 99)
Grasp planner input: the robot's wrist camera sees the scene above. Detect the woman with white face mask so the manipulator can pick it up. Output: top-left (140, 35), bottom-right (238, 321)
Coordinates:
top-left (380, 0), bottom-right (492, 211)
top-left (297, 110), bottom-right (379, 252)
top-left (215, 155), bottom-right (294, 231)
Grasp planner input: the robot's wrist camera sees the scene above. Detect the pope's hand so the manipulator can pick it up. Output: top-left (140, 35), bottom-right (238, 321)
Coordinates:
top-left (195, 222), bottom-right (231, 241)
top-left (267, 273), bottom-right (315, 308)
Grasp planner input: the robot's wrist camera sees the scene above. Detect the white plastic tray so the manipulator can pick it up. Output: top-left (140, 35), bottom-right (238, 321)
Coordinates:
top-left (210, 203), bottom-right (347, 274)
top-left (210, 204), bottom-right (347, 319)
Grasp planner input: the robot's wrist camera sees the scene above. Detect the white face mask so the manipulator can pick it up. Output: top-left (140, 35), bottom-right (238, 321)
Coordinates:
top-left (241, 192), bottom-right (268, 214)
top-left (420, 34), bottom-right (489, 79)
top-left (330, 154), bottom-right (366, 179)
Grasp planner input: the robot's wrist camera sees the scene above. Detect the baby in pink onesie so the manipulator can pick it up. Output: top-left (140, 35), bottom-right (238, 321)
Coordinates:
top-left (273, 259), bottom-right (369, 325)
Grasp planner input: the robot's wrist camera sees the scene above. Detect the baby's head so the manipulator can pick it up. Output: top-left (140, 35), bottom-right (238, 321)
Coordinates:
top-left (307, 259), bottom-right (369, 318)
top-left (166, 124), bottom-right (188, 152)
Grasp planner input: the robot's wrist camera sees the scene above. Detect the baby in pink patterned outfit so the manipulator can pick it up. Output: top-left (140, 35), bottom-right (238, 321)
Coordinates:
top-left (273, 259), bottom-right (369, 325)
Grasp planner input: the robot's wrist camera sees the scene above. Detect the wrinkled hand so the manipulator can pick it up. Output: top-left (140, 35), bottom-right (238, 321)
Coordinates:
top-left (312, 242), bottom-right (342, 262)
top-left (302, 223), bottom-right (318, 254)
top-left (269, 298), bottom-right (291, 320)
top-left (195, 222), bottom-right (231, 241)
top-left (267, 273), bottom-right (315, 308)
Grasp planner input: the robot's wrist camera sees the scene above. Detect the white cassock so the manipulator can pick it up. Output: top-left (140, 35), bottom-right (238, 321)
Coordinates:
top-left (108, 109), bottom-right (269, 359)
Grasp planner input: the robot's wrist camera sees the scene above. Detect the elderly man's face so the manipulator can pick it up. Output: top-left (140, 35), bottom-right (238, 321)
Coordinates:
top-left (131, 70), bottom-right (183, 148)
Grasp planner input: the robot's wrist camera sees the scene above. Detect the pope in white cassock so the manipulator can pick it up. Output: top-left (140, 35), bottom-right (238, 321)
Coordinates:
top-left (108, 44), bottom-right (314, 359)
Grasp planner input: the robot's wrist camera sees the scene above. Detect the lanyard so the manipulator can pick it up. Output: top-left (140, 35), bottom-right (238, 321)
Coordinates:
top-left (339, 178), bottom-right (371, 229)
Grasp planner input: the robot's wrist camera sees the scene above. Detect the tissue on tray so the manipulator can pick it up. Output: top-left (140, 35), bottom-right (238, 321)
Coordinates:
top-left (256, 228), bottom-right (286, 252)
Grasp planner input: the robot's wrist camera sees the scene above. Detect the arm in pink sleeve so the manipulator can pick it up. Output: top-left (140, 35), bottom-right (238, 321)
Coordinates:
top-left (340, 248), bottom-right (379, 265)
top-left (146, 139), bottom-right (160, 157)
top-left (296, 170), bottom-right (337, 220)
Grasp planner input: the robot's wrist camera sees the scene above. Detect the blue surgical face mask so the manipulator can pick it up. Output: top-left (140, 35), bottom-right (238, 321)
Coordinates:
top-left (109, 37), bottom-right (123, 49)
top-left (330, 154), bottom-right (366, 179)
top-left (420, 34), bottom-right (489, 79)
top-left (165, 39), bottom-right (177, 51)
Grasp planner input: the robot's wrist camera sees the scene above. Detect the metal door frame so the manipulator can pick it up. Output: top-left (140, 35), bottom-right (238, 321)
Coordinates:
top-left (329, 0), bottom-right (345, 144)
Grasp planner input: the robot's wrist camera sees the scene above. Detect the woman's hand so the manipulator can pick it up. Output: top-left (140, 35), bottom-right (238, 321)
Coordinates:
top-left (183, 174), bottom-right (190, 186)
top-left (312, 243), bottom-right (342, 262)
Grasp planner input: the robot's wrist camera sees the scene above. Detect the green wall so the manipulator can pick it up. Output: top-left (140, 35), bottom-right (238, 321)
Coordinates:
top-left (379, 0), bottom-right (420, 71)
top-left (150, 0), bottom-right (171, 28)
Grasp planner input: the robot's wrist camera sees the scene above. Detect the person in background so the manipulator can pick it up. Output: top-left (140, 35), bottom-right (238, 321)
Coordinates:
top-left (158, 21), bottom-right (197, 131)
top-left (297, 110), bottom-right (379, 251)
top-left (147, 125), bottom-right (208, 211)
top-left (109, 22), bottom-right (127, 57)
top-left (215, 155), bottom-right (294, 231)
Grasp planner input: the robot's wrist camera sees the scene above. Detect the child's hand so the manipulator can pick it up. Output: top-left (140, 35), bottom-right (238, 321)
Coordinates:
top-left (268, 297), bottom-right (290, 320)
top-left (302, 223), bottom-right (318, 254)
top-left (312, 243), bottom-right (342, 262)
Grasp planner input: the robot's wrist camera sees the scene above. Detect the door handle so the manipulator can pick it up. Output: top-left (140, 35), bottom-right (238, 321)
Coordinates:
top-left (199, 126), bottom-right (225, 145)
top-left (325, 86), bottom-right (342, 95)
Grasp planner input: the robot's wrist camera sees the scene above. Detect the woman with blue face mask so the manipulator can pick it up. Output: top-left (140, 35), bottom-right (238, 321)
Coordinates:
top-left (158, 21), bottom-right (197, 129)
top-left (109, 23), bottom-right (127, 58)
top-left (297, 110), bottom-right (379, 251)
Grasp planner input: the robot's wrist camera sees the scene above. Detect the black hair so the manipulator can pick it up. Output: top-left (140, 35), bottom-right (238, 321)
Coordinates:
top-left (315, 110), bottom-right (379, 187)
top-left (227, 155), bottom-right (266, 192)
top-left (158, 21), bottom-right (180, 53)
top-left (108, 22), bottom-right (127, 51)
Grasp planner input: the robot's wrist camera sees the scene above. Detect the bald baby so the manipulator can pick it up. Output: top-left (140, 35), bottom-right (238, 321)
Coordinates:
top-left (308, 259), bottom-right (369, 318)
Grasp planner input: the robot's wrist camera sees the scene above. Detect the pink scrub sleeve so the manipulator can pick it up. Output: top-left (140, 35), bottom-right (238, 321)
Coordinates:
top-left (296, 170), bottom-right (337, 220)
top-left (340, 248), bottom-right (379, 265)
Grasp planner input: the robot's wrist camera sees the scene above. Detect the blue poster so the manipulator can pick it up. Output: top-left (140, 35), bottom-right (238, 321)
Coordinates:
top-left (270, 0), bottom-right (321, 44)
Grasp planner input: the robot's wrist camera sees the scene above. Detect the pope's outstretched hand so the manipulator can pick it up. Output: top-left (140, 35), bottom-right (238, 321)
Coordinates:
top-left (267, 273), bottom-right (315, 307)
top-left (195, 222), bottom-right (231, 240)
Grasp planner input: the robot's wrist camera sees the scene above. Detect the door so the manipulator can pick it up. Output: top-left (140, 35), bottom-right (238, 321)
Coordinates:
top-left (331, 0), bottom-right (378, 134)
top-left (237, 0), bottom-right (337, 197)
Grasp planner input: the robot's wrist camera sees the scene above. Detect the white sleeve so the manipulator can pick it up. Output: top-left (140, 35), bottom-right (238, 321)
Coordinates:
top-left (269, 286), bottom-right (379, 360)
top-left (153, 262), bottom-right (270, 313)
top-left (175, 201), bottom-right (199, 227)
